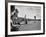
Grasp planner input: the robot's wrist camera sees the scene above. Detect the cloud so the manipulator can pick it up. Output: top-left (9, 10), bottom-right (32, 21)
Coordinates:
top-left (15, 5), bottom-right (41, 19)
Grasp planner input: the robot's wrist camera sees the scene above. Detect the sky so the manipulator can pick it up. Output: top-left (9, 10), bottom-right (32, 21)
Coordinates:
top-left (15, 5), bottom-right (41, 19)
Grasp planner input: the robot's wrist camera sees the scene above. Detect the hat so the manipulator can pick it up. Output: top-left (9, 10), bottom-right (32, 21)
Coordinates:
top-left (15, 9), bottom-right (18, 13)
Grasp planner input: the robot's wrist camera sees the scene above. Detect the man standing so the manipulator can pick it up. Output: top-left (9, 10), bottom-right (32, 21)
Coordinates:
top-left (24, 15), bottom-right (27, 24)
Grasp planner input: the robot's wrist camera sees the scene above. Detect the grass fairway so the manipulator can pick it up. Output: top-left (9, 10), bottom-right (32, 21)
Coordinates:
top-left (19, 21), bottom-right (41, 31)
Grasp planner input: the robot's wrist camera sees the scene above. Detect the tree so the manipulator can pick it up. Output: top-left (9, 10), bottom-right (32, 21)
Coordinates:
top-left (34, 16), bottom-right (36, 20)
top-left (34, 16), bottom-right (36, 23)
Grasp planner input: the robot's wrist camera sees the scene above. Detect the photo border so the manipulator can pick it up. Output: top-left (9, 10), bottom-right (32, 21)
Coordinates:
top-left (5, 1), bottom-right (45, 37)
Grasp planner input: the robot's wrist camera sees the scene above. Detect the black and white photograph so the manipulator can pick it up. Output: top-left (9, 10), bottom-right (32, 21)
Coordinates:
top-left (11, 5), bottom-right (41, 31)
top-left (7, 2), bottom-right (45, 35)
